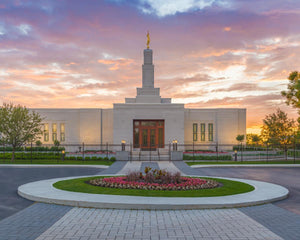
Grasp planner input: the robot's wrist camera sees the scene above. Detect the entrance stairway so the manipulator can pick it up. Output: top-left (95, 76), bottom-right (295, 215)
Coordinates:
top-left (130, 149), bottom-right (170, 161)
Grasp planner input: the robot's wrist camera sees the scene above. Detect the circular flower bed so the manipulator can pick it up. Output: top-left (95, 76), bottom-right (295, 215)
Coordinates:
top-left (90, 166), bottom-right (219, 191)
top-left (89, 176), bottom-right (218, 191)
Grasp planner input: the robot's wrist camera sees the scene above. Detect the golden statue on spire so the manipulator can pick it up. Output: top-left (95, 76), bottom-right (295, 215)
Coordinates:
top-left (146, 31), bottom-right (150, 49)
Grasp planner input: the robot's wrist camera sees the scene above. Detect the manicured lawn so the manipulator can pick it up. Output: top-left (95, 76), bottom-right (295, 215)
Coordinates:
top-left (53, 176), bottom-right (254, 197)
top-left (0, 159), bottom-right (114, 166)
top-left (186, 160), bottom-right (300, 166)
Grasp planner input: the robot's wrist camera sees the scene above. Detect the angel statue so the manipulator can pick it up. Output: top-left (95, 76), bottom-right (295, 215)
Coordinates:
top-left (147, 31), bottom-right (150, 49)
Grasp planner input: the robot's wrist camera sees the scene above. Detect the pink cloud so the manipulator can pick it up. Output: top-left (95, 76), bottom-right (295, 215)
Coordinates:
top-left (1, 0), bottom-right (300, 133)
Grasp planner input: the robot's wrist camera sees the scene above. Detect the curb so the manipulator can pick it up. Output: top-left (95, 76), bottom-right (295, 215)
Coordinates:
top-left (190, 164), bottom-right (300, 168)
top-left (0, 164), bottom-right (109, 168)
top-left (18, 175), bottom-right (289, 210)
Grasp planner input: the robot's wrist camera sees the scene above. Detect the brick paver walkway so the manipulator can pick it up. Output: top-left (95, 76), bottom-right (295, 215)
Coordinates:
top-left (1, 162), bottom-right (299, 240)
top-left (35, 207), bottom-right (283, 240)
top-left (0, 203), bottom-right (72, 240)
top-left (240, 204), bottom-right (300, 240)
top-left (2, 202), bottom-right (300, 239)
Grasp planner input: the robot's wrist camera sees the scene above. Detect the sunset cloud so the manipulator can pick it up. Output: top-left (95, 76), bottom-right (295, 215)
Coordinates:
top-left (0, 0), bottom-right (299, 133)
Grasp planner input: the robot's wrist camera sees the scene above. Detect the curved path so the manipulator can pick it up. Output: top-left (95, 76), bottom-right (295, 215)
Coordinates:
top-left (18, 174), bottom-right (288, 210)
top-left (0, 162), bottom-right (300, 240)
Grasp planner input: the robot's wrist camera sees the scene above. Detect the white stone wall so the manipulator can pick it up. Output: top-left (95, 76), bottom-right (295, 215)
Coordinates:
top-left (31, 108), bottom-right (113, 146)
top-left (113, 103), bottom-right (185, 148)
top-left (32, 107), bottom-right (246, 149)
top-left (184, 108), bottom-right (246, 146)
top-left (102, 109), bottom-right (114, 144)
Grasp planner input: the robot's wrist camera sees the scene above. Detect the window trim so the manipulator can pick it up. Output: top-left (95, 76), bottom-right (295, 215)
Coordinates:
top-left (44, 123), bottom-right (49, 142)
top-left (52, 123), bottom-right (57, 142)
top-left (193, 123), bottom-right (198, 141)
top-left (60, 123), bottom-right (65, 142)
top-left (208, 123), bottom-right (213, 142)
top-left (200, 123), bottom-right (205, 141)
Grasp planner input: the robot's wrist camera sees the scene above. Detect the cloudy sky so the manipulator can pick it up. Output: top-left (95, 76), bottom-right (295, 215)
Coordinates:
top-left (0, 0), bottom-right (299, 133)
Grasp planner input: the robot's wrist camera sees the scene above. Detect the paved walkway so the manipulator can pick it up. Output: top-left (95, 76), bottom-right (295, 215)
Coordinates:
top-left (1, 202), bottom-right (300, 240)
top-left (18, 175), bottom-right (288, 209)
top-left (1, 162), bottom-right (300, 239)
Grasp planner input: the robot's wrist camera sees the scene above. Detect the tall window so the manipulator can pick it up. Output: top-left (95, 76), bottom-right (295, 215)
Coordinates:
top-left (44, 123), bottom-right (49, 142)
top-left (208, 123), bottom-right (213, 141)
top-left (52, 123), bottom-right (57, 141)
top-left (200, 123), bottom-right (205, 141)
top-left (60, 123), bottom-right (65, 142)
top-left (193, 123), bottom-right (198, 141)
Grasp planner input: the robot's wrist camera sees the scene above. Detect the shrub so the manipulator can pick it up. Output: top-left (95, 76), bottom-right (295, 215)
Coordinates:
top-left (126, 171), bottom-right (141, 182)
top-left (91, 156), bottom-right (98, 160)
top-left (103, 157), bottom-right (109, 161)
top-left (144, 171), bottom-right (155, 183)
top-left (69, 156), bottom-right (76, 160)
top-left (77, 156), bottom-right (83, 161)
top-left (84, 156), bottom-right (91, 160)
top-left (183, 154), bottom-right (232, 161)
top-left (54, 140), bottom-right (60, 147)
top-left (110, 157), bottom-right (116, 161)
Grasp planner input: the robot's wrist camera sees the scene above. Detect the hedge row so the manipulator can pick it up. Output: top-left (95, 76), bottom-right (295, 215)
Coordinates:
top-left (183, 154), bottom-right (232, 160)
top-left (0, 146), bottom-right (65, 152)
top-left (66, 156), bottom-right (116, 161)
top-left (0, 152), bottom-right (61, 160)
top-left (0, 152), bottom-right (116, 161)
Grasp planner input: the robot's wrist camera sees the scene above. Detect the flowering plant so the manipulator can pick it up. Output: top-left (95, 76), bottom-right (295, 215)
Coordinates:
top-left (89, 167), bottom-right (219, 191)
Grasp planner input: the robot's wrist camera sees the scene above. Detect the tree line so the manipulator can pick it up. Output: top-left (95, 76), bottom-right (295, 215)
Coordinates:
top-left (238, 71), bottom-right (300, 148)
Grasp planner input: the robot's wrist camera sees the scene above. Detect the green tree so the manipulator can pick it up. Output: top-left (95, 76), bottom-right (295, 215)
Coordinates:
top-left (236, 134), bottom-right (244, 151)
top-left (252, 134), bottom-right (261, 145)
top-left (261, 109), bottom-right (295, 159)
top-left (0, 103), bottom-right (43, 161)
top-left (246, 134), bottom-right (261, 146)
top-left (281, 71), bottom-right (300, 122)
top-left (35, 140), bottom-right (42, 146)
top-left (236, 134), bottom-right (245, 143)
top-left (54, 140), bottom-right (60, 147)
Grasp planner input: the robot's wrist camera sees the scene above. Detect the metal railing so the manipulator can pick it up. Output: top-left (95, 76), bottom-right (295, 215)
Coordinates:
top-left (0, 142), bottom-right (299, 163)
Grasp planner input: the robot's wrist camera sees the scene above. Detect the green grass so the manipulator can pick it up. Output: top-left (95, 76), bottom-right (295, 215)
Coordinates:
top-left (186, 160), bottom-right (300, 165)
top-left (53, 176), bottom-right (254, 197)
top-left (0, 159), bottom-right (114, 165)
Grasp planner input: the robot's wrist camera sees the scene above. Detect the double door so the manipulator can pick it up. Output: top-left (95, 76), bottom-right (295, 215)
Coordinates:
top-left (133, 120), bottom-right (164, 150)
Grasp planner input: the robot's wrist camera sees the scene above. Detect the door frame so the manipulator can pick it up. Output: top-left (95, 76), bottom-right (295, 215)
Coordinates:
top-left (133, 120), bottom-right (165, 150)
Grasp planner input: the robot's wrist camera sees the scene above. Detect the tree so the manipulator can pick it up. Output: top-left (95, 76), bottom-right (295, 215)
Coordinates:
top-left (35, 140), bottom-right (42, 147)
top-left (0, 103), bottom-right (44, 161)
top-left (246, 134), bottom-right (261, 146)
top-left (261, 109), bottom-right (295, 159)
top-left (54, 140), bottom-right (60, 147)
top-left (281, 71), bottom-right (300, 123)
top-left (236, 134), bottom-right (245, 143)
top-left (236, 134), bottom-right (244, 151)
top-left (252, 134), bottom-right (261, 145)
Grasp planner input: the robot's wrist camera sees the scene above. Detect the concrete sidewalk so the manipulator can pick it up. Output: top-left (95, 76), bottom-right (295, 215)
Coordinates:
top-left (1, 162), bottom-right (299, 240)
top-left (17, 160), bottom-right (289, 210)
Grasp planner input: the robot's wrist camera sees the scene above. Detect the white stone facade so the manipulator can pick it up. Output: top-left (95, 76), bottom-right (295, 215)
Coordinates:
top-left (32, 47), bottom-right (246, 149)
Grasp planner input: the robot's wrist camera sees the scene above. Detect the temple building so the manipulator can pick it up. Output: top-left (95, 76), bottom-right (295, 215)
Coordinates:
top-left (33, 40), bottom-right (246, 152)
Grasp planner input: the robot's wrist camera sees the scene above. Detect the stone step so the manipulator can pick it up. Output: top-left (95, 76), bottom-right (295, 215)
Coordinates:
top-left (130, 156), bottom-right (170, 161)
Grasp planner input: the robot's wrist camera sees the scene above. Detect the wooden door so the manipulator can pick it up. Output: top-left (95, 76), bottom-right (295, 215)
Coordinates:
top-left (133, 120), bottom-right (164, 150)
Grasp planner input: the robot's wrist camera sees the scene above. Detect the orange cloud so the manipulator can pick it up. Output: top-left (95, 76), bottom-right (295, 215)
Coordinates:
top-left (66, 62), bottom-right (77, 66)
top-left (98, 58), bottom-right (135, 70)
top-left (223, 27), bottom-right (231, 32)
